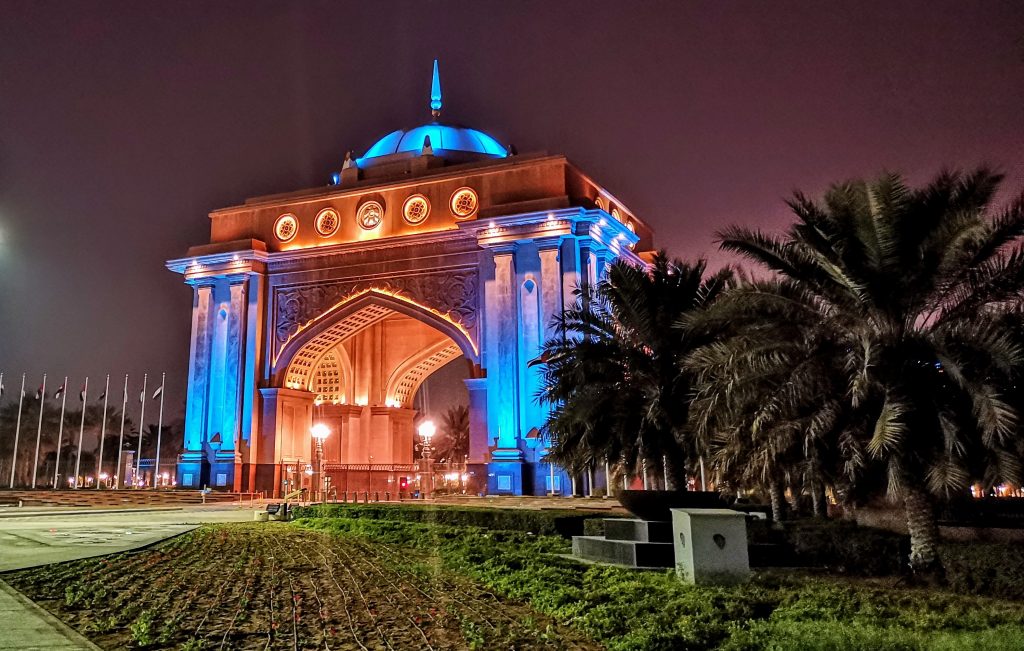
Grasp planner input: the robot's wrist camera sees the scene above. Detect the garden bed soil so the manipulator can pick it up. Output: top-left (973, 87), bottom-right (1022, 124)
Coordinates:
top-left (3, 523), bottom-right (596, 650)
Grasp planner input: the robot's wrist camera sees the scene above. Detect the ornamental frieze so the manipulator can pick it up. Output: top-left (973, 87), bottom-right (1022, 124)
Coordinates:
top-left (274, 268), bottom-right (479, 351)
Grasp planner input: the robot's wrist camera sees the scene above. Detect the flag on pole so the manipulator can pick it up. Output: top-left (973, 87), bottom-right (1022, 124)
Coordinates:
top-left (54, 384), bottom-right (66, 400)
top-left (152, 385), bottom-right (163, 400)
top-left (0, 380), bottom-right (5, 397)
top-left (35, 385), bottom-right (43, 400)
top-left (139, 390), bottom-right (146, 403)
top-left (79, 385), bottom-right (87, 402)
top-left (97, 390), bottom-right (106, 401)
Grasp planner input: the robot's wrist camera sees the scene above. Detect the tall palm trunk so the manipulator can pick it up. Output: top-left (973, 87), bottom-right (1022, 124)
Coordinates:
top-left (903, 487), bottom-right (944, 579)
top-left (768, 478), bottom-right (787, 522)
top-left (810, 481), bottom-right (828, 518)
top-left (787, 480), bottom-right (802, 517)
top-left (663, 453), bottom-right (687, 491)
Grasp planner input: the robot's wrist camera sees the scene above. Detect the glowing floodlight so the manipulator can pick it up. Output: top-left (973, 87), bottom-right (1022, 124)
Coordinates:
top-left (418, 420), bottom-right (436, 445)
top-left (311, 423), bottom-right (331, 440)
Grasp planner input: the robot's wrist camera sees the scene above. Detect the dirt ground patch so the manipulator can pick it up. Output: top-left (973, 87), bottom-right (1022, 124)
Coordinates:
top-left (3, 523), bottom-right (597, 650)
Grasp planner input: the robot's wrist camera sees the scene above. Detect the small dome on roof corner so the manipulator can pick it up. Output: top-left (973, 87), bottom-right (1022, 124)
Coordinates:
top-left (354, 59), bottom-right (510, 167)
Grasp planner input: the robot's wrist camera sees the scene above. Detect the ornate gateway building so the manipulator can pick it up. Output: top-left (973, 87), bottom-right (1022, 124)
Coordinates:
top-left (168, 63), bottom-right (654, 496)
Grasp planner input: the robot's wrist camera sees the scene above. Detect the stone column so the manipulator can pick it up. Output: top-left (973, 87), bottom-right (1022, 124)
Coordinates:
top-left (242, 272), bottom-right (265, 493)
top-left (483, 246), bottom-right (524, 494)
top-left (225, 278), bottom-right (247, 492)
top-left (258, 387), bottom-right (315, 497)
top-left (538, 244), bottom-right (563, 340)
top-left (464, 378), bottom-right (488, 464)
top-left (559, 236), bottom-right (583, 313)
top-left (178, 280), bottom-right (214, 488)
top-left (198, 278), bottom-right (249, 490)
top-left (485, 246), bottom-right (521, 452)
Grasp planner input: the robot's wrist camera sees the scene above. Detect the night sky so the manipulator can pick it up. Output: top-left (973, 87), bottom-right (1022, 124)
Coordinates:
top-left (1, 1), bottom-right (1021, 418)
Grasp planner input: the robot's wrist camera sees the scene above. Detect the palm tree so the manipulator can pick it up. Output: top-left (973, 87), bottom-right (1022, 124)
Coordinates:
top-left (687, 295), bottom-right (848, 520)
top-left (436, 405), bottom-right (470, 463)
top-left (538, 253), bottom-right (732, 488)
top-left (710, 168), bottom-right (1024, 575)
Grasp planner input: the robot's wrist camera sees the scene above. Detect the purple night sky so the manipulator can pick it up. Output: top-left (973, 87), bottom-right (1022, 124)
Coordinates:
top-left (0, 1), bottom-right (1021, 417)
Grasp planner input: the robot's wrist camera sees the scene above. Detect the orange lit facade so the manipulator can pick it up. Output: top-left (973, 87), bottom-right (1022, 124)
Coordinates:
top-left (168, 65), bottom-right (654, 496)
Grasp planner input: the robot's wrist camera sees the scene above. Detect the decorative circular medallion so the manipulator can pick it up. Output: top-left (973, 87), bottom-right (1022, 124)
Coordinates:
top-left (315, 208), bottom-right (340, 237)
top-left (274, 214), bottom-right (298, 242)
top-left (595, 196), bottom-right (606, 211)
top-left (450, 187), bottom-right (479, 219)
top-left (357, 200), bottom-right (384, 230)
top-left (403, 194), bottom-right (430, 225)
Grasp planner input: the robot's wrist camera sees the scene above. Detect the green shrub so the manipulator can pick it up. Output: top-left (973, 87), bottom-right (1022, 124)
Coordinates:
top-left (583, 518), bottom-right (606, 536)
top-left (290, 503), bottom-right (603, 537)
top-left (941, 542), bottom-right (1024, 600)
top-left (780, 521), bottom-right (908, 576)
top-left (129, 609), bottom-right (155, 646)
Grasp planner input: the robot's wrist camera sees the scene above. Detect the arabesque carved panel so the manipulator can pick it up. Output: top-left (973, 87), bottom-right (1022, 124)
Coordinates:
top-left (274, 268), bottom-right (479, 354)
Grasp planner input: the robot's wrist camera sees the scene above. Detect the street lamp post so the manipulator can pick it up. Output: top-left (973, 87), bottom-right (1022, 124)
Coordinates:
top-left (418, 420), bottom-right (436, 499)
top-left (311, 423), bottom-right (330, 502)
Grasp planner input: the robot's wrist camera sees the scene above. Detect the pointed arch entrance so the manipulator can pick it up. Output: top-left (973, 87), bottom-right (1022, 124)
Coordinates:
top-left (257, 290), bottom-right (481, 497)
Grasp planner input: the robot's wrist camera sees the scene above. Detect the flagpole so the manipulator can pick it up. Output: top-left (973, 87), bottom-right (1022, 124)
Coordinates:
top-left (9, 374), bottom-right (25, 488)
top-left (115, 375), bottom-right (128, 489)
top-left (95, 374), bottom-right (110, 490)
top-left (153, 372), bottom-right (166, 489)
top-left (52, 376), bottom-right (69, 489)
top-left (73, 377), bottom-right (88, 488)
top-left (31, 374), bottom-right (46, 489)
top-left (134, 373), bottom-right (147, 488)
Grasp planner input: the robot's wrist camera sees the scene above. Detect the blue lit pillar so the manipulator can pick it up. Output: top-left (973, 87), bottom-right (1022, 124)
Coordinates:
top-left (178, 279), bottom-right (214, 488)
top-left (202, 279), bottom-right (242, 489)
top-left (532, 240), bottom-right (571, 494)
top-left (484, 244), bottom-right (524, 494)
top-left (177, 272), bottom-right (255, 490)
top-left (241, 272), bottom-right (265, 493)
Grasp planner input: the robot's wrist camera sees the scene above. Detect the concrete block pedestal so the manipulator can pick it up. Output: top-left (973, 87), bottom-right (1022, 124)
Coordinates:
top-left (671, 508), bottom-right (750, 585)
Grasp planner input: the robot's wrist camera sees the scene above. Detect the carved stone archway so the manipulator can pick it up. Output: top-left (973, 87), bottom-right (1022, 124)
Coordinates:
top-left (169, 145), bottom-right (648, 497)
top-left (273, 288), bottom-right (479, 392)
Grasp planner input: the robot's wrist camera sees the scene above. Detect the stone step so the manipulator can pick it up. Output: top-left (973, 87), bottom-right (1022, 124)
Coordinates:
top-left (572, 535), bottom-right (675, 569)
top-left (604, 518), bottom-right (673, 543)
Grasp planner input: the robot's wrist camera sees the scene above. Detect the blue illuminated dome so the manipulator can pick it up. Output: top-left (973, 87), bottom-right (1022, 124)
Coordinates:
top-left (354, 60), bottom-right (509, 169)
top-left (361, 124), bottom-right (508, 161)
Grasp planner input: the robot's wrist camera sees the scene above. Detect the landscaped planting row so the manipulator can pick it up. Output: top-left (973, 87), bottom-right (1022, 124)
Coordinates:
top-left (3, 523), bottom-right (595, 650)
top-left (7, 514), bottom-right (1024, 650)
top-left (297, 515), bottom-right (1024, 650)
top-left (290, 502), bottom-right (605, 537)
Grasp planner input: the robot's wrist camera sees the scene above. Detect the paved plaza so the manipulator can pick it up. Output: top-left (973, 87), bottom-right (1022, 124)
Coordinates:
top-left (0, 504), bottom-right (256, 649)
top-left (0, 504), bottom-right (257, 571)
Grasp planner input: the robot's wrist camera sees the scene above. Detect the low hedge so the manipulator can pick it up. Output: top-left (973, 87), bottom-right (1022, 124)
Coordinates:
top-left (777, 520), bottom-right (909, 576)
top-left (942, 542), bottom-right (1024, 600)
top-left (289, 502), bottom-right (604, 537)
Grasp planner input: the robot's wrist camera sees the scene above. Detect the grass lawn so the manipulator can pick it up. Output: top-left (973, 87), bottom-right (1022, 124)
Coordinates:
top-left (4, 512), bottom-right (1024, 650)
